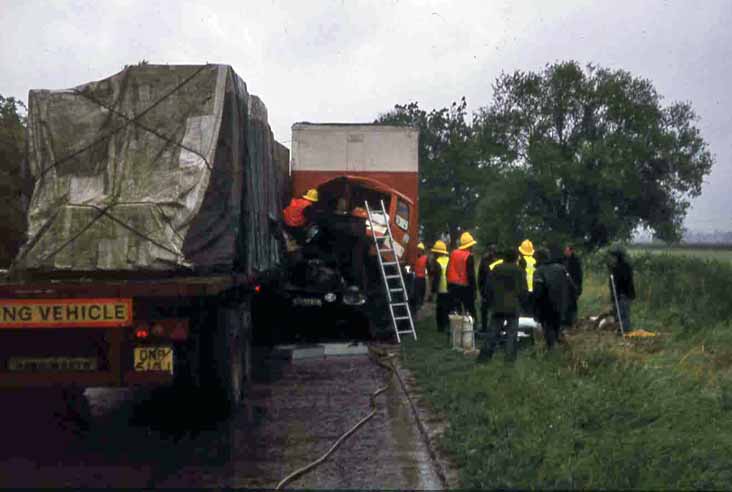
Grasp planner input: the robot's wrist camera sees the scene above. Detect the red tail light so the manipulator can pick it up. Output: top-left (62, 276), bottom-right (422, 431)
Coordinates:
top-left (135, 326), bottom-right (149, 340)
top-left (132, 319), bottom-right (188, 341)
top-left (255, 284), bottom-right (262, 294)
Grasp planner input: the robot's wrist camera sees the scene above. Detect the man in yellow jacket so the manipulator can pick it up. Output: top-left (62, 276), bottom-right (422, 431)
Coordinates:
top-left (518, 239), bottom-right (536, 314)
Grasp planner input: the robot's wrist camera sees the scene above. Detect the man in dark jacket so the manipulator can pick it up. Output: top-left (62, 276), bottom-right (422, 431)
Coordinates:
top-left (477, 244), bottom-right (501, 333)
top-left (427, 240), bottom-right (451, 334)
top-left (607, 247), bottom-right (636, 334)
top-left (533, 247), bottom-right (573, 350)
top-left (562, 244), bottom-right (583, 327)
top-left (477, 249), bottom-right (527, 363)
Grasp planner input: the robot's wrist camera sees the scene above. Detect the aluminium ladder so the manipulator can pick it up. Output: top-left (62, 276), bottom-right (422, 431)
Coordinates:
top-left (364, 200), bottom-right (417, 343)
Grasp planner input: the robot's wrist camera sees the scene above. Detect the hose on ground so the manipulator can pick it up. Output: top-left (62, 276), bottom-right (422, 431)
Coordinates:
top-left (274, 346), bottom-right (397, 490)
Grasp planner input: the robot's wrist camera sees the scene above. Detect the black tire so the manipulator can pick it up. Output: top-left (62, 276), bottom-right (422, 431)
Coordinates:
top-left (61, 388), bottom-right (92, 434)
top-left (348, 311), bottom-right (372, 341)
top-left (252, 290), bottom-right (283, 347)
top-left (201, 297), bottom-right (252, 416)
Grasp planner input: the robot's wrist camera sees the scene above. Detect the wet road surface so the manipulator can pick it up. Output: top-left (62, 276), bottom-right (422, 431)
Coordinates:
top-left (0, 347), bottom-right (442, 489)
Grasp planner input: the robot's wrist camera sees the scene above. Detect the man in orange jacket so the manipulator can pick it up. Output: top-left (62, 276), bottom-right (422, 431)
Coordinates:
top-left (413, 242), bottom-right (428, 312)
top-left (283, 188), bottom-right (319, 241)
top-left (447, 231), bottom-right (478, 321)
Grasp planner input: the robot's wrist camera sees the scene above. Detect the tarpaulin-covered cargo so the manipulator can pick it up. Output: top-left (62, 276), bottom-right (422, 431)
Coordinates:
top-left (13, 64), bottom-right (288, 275)
top-left (273, 140), bottom-right (291, 211)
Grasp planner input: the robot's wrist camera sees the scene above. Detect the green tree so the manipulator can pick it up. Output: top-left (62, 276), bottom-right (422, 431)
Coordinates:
top-left (376, 98), bottom-right (491, 246)
top-left (0, 95), bottom-right (30, 267)
top-left (474, 61), bottom-right (713, 249)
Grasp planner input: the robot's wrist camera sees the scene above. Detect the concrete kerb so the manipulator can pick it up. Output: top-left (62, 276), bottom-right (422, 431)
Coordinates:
top-left (272, 342), bottom-right (370, 361)
top-left (388, 348), bottom-right (460, 489)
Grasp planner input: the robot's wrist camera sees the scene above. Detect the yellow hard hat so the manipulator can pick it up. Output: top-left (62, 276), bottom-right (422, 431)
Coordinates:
top-left (519, 239), bottom-right (534, 256)
top-left (431, 240), bottom-right (448, 255)
top-left (458, 232), bottom-right (477, 250)
top-left (417, 242), bottom-right (425, 250)
top-left (303, 188), bottom-right (319, 202)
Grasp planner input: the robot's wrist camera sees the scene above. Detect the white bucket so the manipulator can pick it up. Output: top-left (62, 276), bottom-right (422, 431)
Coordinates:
top-left (448, 314), bottom-right (462, 349)
top-left (449, 314), bottom-right (474, 350)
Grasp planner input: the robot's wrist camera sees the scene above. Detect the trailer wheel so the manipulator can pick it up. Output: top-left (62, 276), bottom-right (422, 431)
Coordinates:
top-left (252, 290), bottom-right (282, 346)
top-left (208, 298), bottom-right (252, 415)
top-left (59, 388), bottom-right (92, 434)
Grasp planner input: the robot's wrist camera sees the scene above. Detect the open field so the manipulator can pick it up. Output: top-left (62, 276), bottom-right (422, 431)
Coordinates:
top-left (401, 254), bottom-right (732, 489)
top-left (629, 244), bottom-right (732, 263)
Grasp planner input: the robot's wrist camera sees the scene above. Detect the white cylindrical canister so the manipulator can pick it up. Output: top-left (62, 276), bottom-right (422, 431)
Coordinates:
top-left (462, 327), bottom-right (475, 351)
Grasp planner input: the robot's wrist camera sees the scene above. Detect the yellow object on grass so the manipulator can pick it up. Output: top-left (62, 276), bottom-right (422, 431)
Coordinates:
top-left (625, 329), bottom-right (657, 338)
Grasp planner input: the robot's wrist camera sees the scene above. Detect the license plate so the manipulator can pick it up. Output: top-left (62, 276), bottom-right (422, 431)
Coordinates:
top-left (133, 346), bottom-right (173, 374)
top-left (292, 297), bottom-right (322, 307)
top-left (7, 356), bottom-right (98, 372)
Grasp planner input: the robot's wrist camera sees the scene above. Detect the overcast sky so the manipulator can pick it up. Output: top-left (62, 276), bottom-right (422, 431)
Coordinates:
top-left (2, 0), bottom-right (730, 232)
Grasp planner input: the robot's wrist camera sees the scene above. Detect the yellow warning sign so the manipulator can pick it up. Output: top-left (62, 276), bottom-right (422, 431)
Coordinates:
top-left (0, 298), bottom-right (132, 328)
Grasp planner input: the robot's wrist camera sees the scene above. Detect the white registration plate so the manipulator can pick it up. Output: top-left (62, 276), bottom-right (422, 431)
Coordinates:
top-left (7, 356), bottom-right (98, 372)
top-left (133, 346), bottom-right (173, 374)
top-left (292, 297), bottom-right (322, 307)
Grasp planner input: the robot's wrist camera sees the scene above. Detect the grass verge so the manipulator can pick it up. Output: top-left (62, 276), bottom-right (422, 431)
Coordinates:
top-left (402, 255), bottom-right (732, 489)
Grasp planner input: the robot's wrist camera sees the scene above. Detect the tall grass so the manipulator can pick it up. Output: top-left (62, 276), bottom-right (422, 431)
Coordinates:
top-left (586, 252), bottom-right (732, 334)
top-left (403, 253), bottom-right (732, 489)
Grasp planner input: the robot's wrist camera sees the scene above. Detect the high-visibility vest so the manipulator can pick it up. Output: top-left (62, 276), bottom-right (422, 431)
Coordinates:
top-left (523, 255), bottom-right (536, 292)
top-left (436, 256), bottom-right (449, 294)
top-left (415, 255), bottom-right (428, 278)
top-left (446, 249), bottom-right (471, 286)
top-left (489, 259), bottom-right (504, 270)
top-left (283, 198), bottom-right (312, 227)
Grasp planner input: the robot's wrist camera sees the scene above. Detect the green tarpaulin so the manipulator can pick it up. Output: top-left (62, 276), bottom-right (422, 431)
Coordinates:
top-left (14, 64), bottom-right (288, 274)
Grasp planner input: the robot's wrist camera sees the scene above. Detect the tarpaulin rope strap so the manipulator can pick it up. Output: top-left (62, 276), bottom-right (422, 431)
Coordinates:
top-left (21, 64), bottom-right (224, 266)
top-left (36, 64), bottom-right (211, 181)
top-left (15, 200), bottom-right (188, 267)
top-left (71, 86), bottom-right (214, 172)
top-left (81, 203), bottom-right (185, 259)
top-left (14, 202), bottom-right (115, 264)
top-left (21, 65), bottom-right (211, 266)
top-left (11, 206), bottom-right (63, 263)
top-left (27, 201), bottom-right (185, 265)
